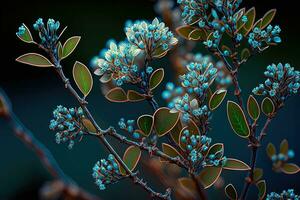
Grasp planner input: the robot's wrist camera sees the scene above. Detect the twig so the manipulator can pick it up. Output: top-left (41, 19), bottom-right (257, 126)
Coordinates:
top-left (0, 91), bottom-right (100, 200)
top-left (51, 58), bottom-right (171, 200)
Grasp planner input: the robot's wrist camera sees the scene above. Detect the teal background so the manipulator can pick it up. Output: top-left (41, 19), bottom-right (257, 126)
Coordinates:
top-left (1, 0), bottom-right (299, 199)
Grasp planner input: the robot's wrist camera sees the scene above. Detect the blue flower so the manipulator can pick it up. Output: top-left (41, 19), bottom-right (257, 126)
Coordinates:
top-left (16, 25), bottom-right (26, 37)
top-left (266, 189), bottom-right (299, 200)
top-left (125, 18), bottom-right (177, 57)
top-left (49, 106), bottom-right (85, 149)
top-left (253, 63), bottom-right (299, 103)
top-left (93, 154), bottom-right (122, 191)
top-left (146, 66), bottom-right (153, 74)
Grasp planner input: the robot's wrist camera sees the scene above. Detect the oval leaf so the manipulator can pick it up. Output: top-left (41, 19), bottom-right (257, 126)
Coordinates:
top-left (170, 119), bottom-right (183, 145)
top-left (176, 25), bottom-right (196, 40)
top-left (82, 118), bottom-right (97, 133)
top-left (209, 89), bottom-right (227, 110)
top-left (57, 42), bottom-right (63, 60)
top-left (247, 95), bottom-right (260, 121)
top-left (241, 48), bottom-right (251, 61)
top-left (149, 68), bottom-right (164, 90)
top-left (73, 61), bottom-right (93, 97)
top-left (279, 139), bottom-right (289, 155)
top-left (62, 36), bottom-right (81, 59)
top-left (120, 145), bottom-right (141, 175)
top-left (16, 53), bottom-right (53, 67)
top-left (161, 143), bottom-right (181, 162)
top-left (281, 163), bottom-right (300, 174)
top-left (127, 90), bottom-right (145, 102)
top-left (253, 168), bottom-right (263, 182)
top-left (207, 143), bottom-right (224, 159)
top-left (137, 115), bottom-right (154, 136)
top-left (261, 9), bottom-right (276, 29)
top-left (197, 166), bottom-right (222, 189)
top-left (225, 184), bottom-right (238, 200)
top-left (256, 180), bottom-right (266, 200)
top-left (178, 177), bottom-right (197, 195)
top-left (105, 87), bottom-right (128, 102)
top-left (223, 158), bottom-right (250, 171)
top-left (154, 107), bottom-right (180, 137)
top-left (266, 143), bottom-right (276, 159)
top-left (227, 101), bottom-right (250, 138)
top-left (16, 24), bottom-right (33, 43)
top-left (261, 97), bottom-right (275, 116)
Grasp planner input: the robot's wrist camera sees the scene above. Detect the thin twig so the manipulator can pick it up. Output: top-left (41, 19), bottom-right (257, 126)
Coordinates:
top-left (0, 93), bottom-right (100, 200)
top-left (51, 59), bottom-right (171, 200)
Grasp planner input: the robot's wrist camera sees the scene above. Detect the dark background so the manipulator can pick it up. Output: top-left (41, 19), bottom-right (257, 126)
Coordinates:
top-left (1, 0), bottom-right (299, 199)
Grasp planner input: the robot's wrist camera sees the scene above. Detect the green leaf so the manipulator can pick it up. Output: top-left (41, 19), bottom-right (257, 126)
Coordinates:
top-left (227, 101), bottom-right (250, 138)
top-left (178, 177), bottom-right (197, 195)
top-left (261, 97), bottom-right (275, 116)
top-left (161, 143), bottom-right (181, 162)
top-left (127, 90), bottom-right (145, 102)
top-left (57, 42), bottom-right (63, 60)
top-left (176, 25), bottom-right (196, 40)
top-left (62, 36), bottom-right (81, 59)
top-left (152, 46), bottom-right (169, 58)
top-left (149, 68), bottom-right (164, 90)
top-left (170, 119), bottom-right (183, 145)
top-left (209, 89), bottom-right (227, 110)
top-left (197, 166), bottom-right (222, 189)
top-left (137, 115), bottom-right (154, 136)
top-left (243, 7), bottom-right (256, 35)
top-left (247, 95), bottom-right (260, 121)
top-left (188, 28), bottom-right (207, 41)
top-left (120, 145), bottom-right (141, 175)
top-left (256, 180), bottom-right (266, 200)
top-left (225, 184), bottom-right (238, 200)
top-left (261, 9), bottom-right (276, 29)
top-left (241, 48), bottom-right (251, 61)
top-left (281, 163), bottom-right (300, 174)
top-left (82, 118), bottom-right (97, 133)
top-left (266, 143), bottom-right (276, 159)
top-left (279, 139), bottom-right (289, 155)
top-left (16, 53), bottom-right (53, 67)
top-left (207, 143), bottom-right (224, 159)
top-left (16, 24), bottom-right (33, 43)
top-left (73, 61), bottom-right (93, 97)
top-left (223, 158), bottom-right (250, 171)
top-left (154, 107), bottom-right (180, 137)
top-left (105, 87), bottom-right (128, 102)
top-left (253, 168), bottom-right (263, 182)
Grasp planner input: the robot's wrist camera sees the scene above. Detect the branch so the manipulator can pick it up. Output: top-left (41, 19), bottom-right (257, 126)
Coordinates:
top-left (0, 90), bottom-right (100, 200)
top-left (103, 126), bottom-right (188, 170)
top-left (51, 59), bottom-right (171, 200)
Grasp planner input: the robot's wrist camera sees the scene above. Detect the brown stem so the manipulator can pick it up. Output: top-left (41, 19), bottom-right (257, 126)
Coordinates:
top-left (53, 65), bottom-right (171, 200)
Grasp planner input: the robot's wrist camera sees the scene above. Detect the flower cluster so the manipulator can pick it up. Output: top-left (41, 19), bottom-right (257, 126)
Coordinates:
top-left (118, 118), bottom-right (141, 139)
top-left (33, 18), bottom-right (60, 50)
top-left (16, 25), bottom-right (26, 37)
top-left (49, 105), bottom-right (85, 149)
top-left (180, 62), bottom-right (217, 95)
top-left (270, 149), bottom-right (295, 164)
top-left (125, 18), bottom-right (178, 57)
top-left (161, 82), bottom-right (184, 106)
top-left (94, 40), bottom-right (141, 86)
top-left (253, 63), bottom-right (300, 102)
top-left (92, 154), bottom-right (122, 191)
top-left (180, 129), bottom-right (227, 169)
top-left (248, 25), bottom-right (282, 50)
top-left (173, 93), bottom-right (210, 122)
top-left (267, 189), bottom-right (299, 200)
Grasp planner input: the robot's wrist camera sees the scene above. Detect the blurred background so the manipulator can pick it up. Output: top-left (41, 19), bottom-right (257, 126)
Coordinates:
top-left (1, 0), bottom-right (299, 199)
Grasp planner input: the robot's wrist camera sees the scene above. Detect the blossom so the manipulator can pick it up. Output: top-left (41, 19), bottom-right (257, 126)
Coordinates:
top-left (49, 105), bottom-right (85, 149)
top-left (125, 18), bottom-right (178, 58)
top-left (266, 189), bottom-right (299, 200)
top-left (92, 154), bottom-right (122, 190)
top-left (252, 63), bottom-right (299, 103)
top-left (93, 40), bottom-right (141, 86)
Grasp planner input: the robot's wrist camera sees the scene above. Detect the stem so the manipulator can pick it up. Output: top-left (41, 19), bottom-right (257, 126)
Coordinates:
top-left (54, 65), bottom-right (170, 200)
top-left (190, 174), bottom-right (207, 200)
top-left (103, 127), bottom-right (188, 170)
top-left (1, 105), bottom-right (100, 200)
